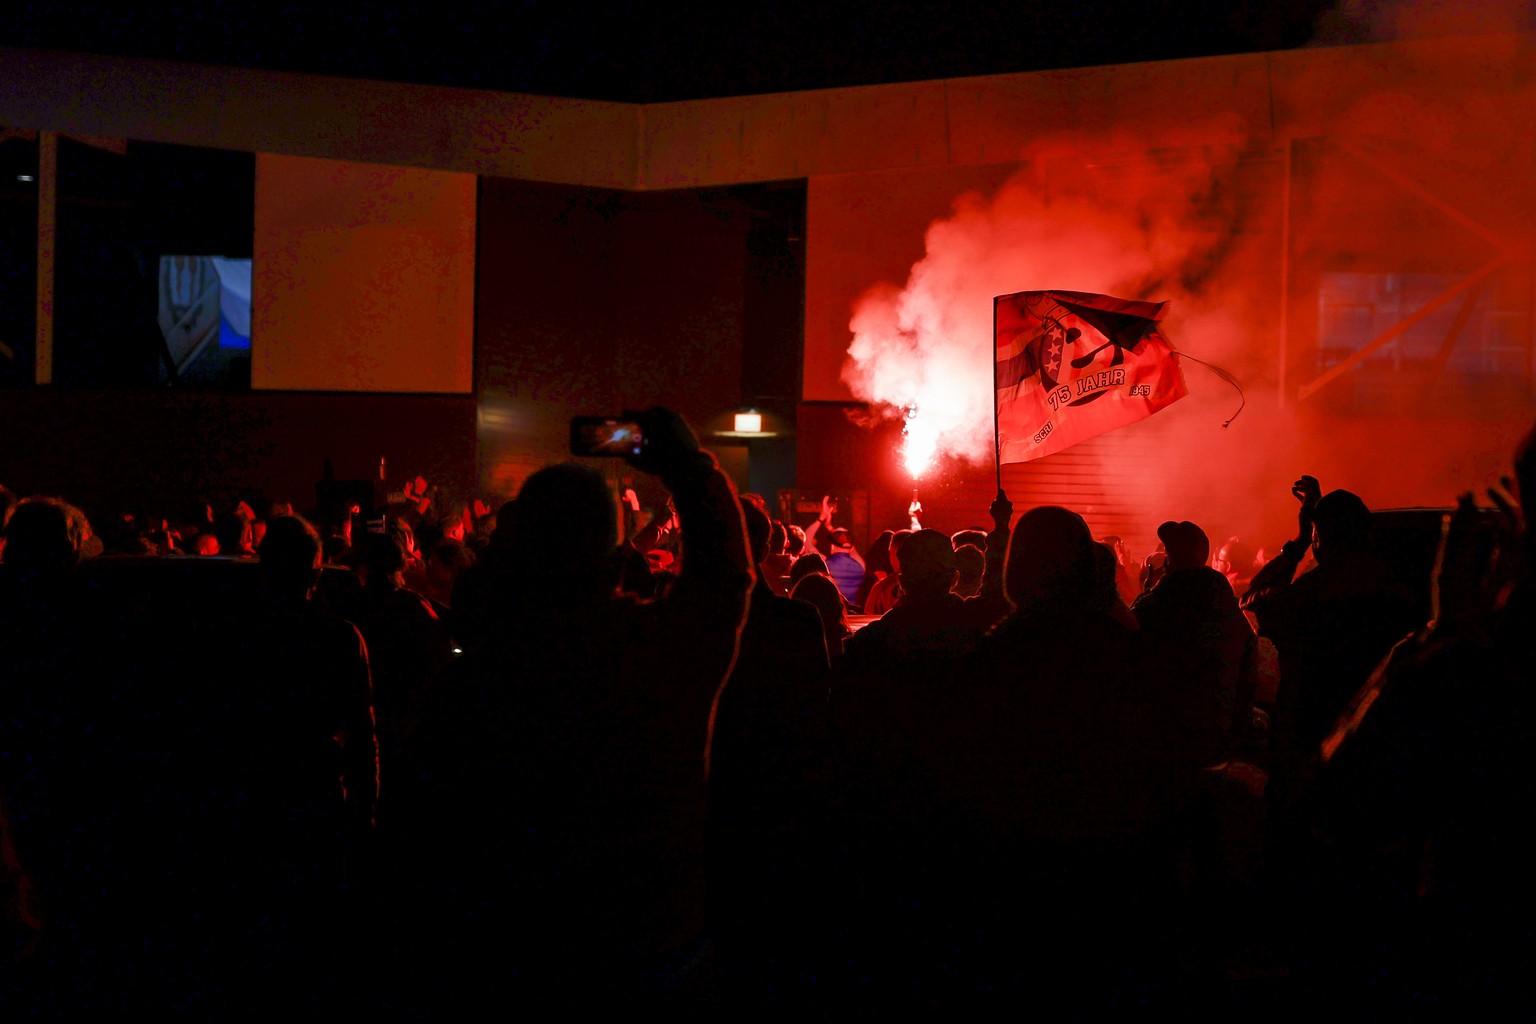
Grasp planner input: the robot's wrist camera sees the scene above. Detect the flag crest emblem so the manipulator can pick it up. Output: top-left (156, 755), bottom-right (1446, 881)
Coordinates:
top-left (995, 289), bottom-right (1187, 464)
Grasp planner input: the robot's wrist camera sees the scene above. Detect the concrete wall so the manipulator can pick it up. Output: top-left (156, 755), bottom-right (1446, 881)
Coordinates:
top-left (8, 35), bottom-right (1533, 188)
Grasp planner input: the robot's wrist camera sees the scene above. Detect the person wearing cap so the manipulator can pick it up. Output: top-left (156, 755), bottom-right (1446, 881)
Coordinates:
top-left (1242, 475), bottom-right (1417, 773)
top-left (805, 496), bottom-right (865, 607)
top-left (1131, 519), bottom-right (1256, 770)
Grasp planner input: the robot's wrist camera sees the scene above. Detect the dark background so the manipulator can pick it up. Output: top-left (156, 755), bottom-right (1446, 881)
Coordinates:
top-left (0, 1), bottom-right (1345, 103)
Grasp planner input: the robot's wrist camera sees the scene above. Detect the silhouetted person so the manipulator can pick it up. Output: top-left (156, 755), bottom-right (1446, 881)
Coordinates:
top-left (1243, 477), bottom-right (1416, 772)
top-left (862, 528), bottom-right (912, 616)
top-left (1213, 535), bottom-right (1259, 600)
top-left (3, 504), bottom-right (381, 1014)
top-left (952, 542), bottom-right (984, 598)
top-left (806, 496), bottom-right (864, 606)
top-left (394, 407), bottom-right (752, 1012)
top-left (449, 499), bottom-right (517, 652)
top-left (950, 528), bottom-right (988, 553)
top-left (852, 529), bottom-right (895, 612)
top-left (842, 529), bottom-right (1001, 675)
top-left (212, 508), bottom-right (255, 557)
top-left (790, 572), bottom-right (852, 660)
top-left (1294, 431), bottom-right (1536, 1014)
top-left (941, 503), bottom-right (1194, 1008)
top-left (0, 499), bottom-right (89, 971)
top-left (785, 523), bottom-right (807, 559)
top-left (788, 550), bottom-right (832, 593)
top-left (760, 519), bottom-right (796, 595)
top-left (707, 498), bottom-right (831, 1006)
top-left (1092, 539), bottom-right (1138, 629)
top-left (826, 498), bottom-right (1011, 1010)
top-left (420, 534), bottom-right (474, 612)
top-left (221, 517), bottom-right (378, 965)
top-left (1133, 520), bottom-right (1256, 769)
top-left (354, 530), bottom-right (453, 810)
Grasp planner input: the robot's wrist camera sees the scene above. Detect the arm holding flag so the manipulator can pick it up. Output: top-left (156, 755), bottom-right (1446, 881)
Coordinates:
top-left (980, 489), bottom-right (1012, 605)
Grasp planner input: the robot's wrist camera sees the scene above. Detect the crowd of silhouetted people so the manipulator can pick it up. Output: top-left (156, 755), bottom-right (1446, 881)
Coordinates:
top-left (1, 406), bottom-right (1532, 1018)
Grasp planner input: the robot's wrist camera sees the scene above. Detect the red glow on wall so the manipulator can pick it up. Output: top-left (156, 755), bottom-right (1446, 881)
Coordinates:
top-left (800, 56), bottom-right (1536, 555)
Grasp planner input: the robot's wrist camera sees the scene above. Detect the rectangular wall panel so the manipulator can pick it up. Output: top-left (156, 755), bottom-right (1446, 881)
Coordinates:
top-left (253, 154), bottom-right (475, 393)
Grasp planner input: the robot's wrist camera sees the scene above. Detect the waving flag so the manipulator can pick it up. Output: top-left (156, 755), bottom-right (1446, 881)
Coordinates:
top-left (994, 289), bottom-right (1187, 464)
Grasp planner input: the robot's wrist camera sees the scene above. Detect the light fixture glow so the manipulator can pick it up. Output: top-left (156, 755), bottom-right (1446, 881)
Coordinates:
top-left (733, 412), bottom-right (762, 433)
top-left (16, 174), bottom-right (35, 183)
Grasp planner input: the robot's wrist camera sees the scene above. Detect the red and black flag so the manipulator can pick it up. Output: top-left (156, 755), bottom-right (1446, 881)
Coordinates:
top-left (995, 289), bottom-right (1187, 464)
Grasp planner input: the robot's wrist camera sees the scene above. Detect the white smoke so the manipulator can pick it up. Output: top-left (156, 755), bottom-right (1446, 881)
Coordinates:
top-left (841, 138), bottom-right (1257, 477)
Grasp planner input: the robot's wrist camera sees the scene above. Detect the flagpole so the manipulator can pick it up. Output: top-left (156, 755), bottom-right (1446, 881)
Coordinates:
top-left (992, 295), bottom-right (1001, 494)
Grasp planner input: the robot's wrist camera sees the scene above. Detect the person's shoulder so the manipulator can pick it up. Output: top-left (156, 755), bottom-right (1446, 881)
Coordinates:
top-left (755, 587), bottom-right (823, 628)
top-left (896, 591), bottom-right (964, 622)
top-left (843, 613), bottom-right (888, 653)
top-left (865, 574), bottom-right (899, 607)
top-left (378, 585), bottom-right (440, 620)
top-left (320, 604), bottom-right (368, 641)
top-left (782, 589), bottom-right (825, 626)
top-left (1186, 566), bottom-right (1240, 605)
top-left (281, 601), bottom-right (370, 659)
top-left (1130, 576), bottom-right (1170, 611)
top-left (960, 592), bottom-right (1011, 626)
top-left (761, 553), bottom-right (794, 576)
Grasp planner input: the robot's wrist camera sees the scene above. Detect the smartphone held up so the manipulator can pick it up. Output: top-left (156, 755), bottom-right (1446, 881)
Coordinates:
top-left (570, 416), bottom-right (645, 458)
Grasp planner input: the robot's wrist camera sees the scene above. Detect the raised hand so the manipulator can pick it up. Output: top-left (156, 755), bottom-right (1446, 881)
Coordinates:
top-left (622, 407), bottom-right (703, 481)
top-left (1432, 494), bottom-right (1489, 633)
top-left (1431, 477), bottom-right (1524, 636)
top-left (1291, 474), bottom-right (1321, 508)
top-left (989, 489), bottom-right (1014, 533)
top-left (1291, 474), bottom-right (1321, 543)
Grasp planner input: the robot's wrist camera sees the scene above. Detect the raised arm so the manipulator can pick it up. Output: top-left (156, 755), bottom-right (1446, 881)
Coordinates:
top-left (1242, 474), bottom-right (1320, 617)
top-left (626, 407), bottom-right (753, 623)
top-left (629, 497), bottom-right (678, 555)
top-left (979, 489), bottom-right (1013, 603)
top-left (805, 495), bottom-right (835, 552)
top-left (624, 409), bottom-right (753, 780)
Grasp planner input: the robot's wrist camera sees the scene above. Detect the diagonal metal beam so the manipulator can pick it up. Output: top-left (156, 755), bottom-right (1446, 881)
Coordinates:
top-left (1419, 277), bottom-right (1487, 400)
top-left (1297, 256), bottom-right (1508, 402)
top-left (1339, 139), bottom-right (1516, 257)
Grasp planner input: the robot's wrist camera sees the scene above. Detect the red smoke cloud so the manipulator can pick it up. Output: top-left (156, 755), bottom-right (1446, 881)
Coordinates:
top-left (844, 137), bottom-right (1262, 477)
top-left (840, 31), bottom-right (1535, 554)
